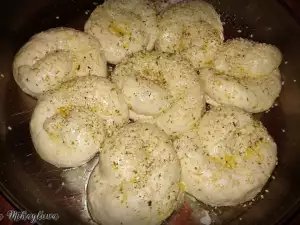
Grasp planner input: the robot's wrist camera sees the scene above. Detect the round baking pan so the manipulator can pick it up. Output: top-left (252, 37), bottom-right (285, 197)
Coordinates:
top-left (1, 0), bottom-right (300, 224)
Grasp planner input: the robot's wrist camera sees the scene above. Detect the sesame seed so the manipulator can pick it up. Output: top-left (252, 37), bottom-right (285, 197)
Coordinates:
top-left (56, 16), bottom-right (60, 19)
top-left (265, 189), bottom-right (269, 193)
top-left (7, 126), bottom-right (12, 130)
top-left (0, 73), bottom-right (4, 78)
top-left (272, 176), bottom-right (275, 180)
top-left (260, 195), bottom-right (264, 199)
top-left (284, 61), bottom-right (288, 65)
top-left (293, 79), bottom-right (297, 82)
top-left (282, 129), bottom-right (286, 133)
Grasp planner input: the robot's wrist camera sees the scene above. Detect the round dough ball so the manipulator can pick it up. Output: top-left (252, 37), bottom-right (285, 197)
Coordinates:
top-left (174, 106), bottom-right (277, 207)
top-left (111, 51), bottom-right (206, 135)
top-left (214, 38), bottom-right (282, 77)
top-left (13, 27), bottom-right (107, 98)
top-left (201, 68), bottom-right (282, 113)
top-left (30, 76), bottom-right (129, 168)
top-left (85, 0), bottom-right (158, 64)
top-left (156, 0), bottom-right (224, 68)
top-left (87, 122), bottom-right (182, 225)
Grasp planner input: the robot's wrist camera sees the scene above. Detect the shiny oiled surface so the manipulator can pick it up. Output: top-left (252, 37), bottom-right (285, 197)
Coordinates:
top-left (1, 0), bottom-right (300, 225)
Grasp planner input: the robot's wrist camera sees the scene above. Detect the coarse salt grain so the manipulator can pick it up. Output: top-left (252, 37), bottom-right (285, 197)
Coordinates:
top-left (200, 210), bottom-right (212, 225)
